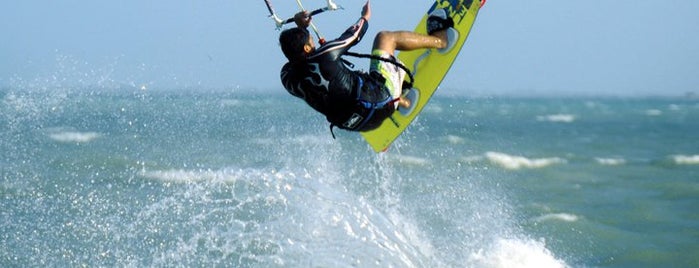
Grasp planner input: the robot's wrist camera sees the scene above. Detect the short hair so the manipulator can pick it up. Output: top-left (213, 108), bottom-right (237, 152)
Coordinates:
top-left (279, 28), bottom-right (310, 62)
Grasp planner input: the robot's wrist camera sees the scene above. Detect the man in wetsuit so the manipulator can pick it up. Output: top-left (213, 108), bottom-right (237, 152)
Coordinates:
top-left (279, 1), bottom-right (454, 133)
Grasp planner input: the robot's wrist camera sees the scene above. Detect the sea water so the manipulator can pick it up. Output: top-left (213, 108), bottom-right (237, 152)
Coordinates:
top-left (1, 86), bottom-right (698, 267)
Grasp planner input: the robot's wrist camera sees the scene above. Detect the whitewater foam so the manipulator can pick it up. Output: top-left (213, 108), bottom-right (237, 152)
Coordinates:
top-left (48, 131), bottom-right (101, 143)
top-left (645, 109), bottom-right (662, 116)
top-left (595, 157), bottom-right (626, 166)
top-left (485, 152), bottom-right (566, 170)
top-left (469, 238), bottom-right (567, 268)
top-left (672, 155), bottom-right (699, 165)
top-left (386, 155), bottom-right (431, 166)
top-left (423, 103), bottom-right (444, 114)
top-left (460, 155), bottom-right (485, 164)
top-left (136, 166), bottom-right (432, 267)
top-left (533, 213), bottom-right (580, 223)
top-left (445, 135), bottom-right (466, 144)
top-left (536, 114), bottom-right (576, 123)
top-left (140, 168), bottom-right (236, 184)
top-left (219, 98), bottom-right (242, 107)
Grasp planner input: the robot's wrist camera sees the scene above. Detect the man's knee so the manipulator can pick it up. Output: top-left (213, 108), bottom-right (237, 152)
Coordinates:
top-left (373, 31), bottom-right (396, 50)
top-left (375, 31), bottom-right (395, 42)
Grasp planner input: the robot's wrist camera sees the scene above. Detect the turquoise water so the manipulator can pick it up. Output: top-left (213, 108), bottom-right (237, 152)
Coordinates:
top-left (2, 88), bottom-right (698, 267)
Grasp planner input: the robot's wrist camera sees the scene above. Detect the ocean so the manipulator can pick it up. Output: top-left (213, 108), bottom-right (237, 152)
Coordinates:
top-left (1, 87), bottom-right (698, 267)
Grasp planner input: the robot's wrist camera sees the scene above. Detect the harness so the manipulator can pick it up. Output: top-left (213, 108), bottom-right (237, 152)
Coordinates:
top-left (327, 52), bottom-right (415, 138)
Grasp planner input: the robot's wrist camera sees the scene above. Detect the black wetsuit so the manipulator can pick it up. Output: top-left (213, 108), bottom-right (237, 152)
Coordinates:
top-left (280, 18), bottom-right (394, 132)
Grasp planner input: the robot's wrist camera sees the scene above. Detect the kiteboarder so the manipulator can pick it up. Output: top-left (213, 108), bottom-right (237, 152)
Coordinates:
top-left (278, 1), bottom-right (455, 133)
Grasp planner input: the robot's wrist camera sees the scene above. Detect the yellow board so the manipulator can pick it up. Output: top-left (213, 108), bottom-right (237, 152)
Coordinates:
top-left (360, 0), bottom-right (484, 152)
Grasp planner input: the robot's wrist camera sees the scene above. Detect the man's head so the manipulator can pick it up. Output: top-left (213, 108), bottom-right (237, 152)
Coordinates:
top-left (279, 28), bottom-right (314, 62)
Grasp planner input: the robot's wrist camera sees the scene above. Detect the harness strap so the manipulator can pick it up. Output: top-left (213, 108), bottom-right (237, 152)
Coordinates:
top-left (330, 124), bottom-right (337, 139)
top-left (328, 52), bottom-right (413, 138)
top-left (354, 76), bottom-right (397, 129)
top-left (341, 58), bottom-right (355, 69)
top-left (354, 106), bottom-right (376, 131)
top-left (344, 51), bottom-right (414, 89)
top-left (329, 76), bottom-right (400, 138)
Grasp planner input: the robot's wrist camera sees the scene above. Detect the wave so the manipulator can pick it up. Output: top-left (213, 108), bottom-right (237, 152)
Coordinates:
top-left (485, 152), bottom-right (566, 170)
top-left (445, 134), bottom-right (466, 144)
top-left (140, 168), bottom-right (241, 184)
top-left (423, 103), bottom-right (444, 114)
top-left (386, 155), bottom-right (431, 166)
top-left (672, 155), bottom-right (699, 165)
top-left (533, 213), bottom-right (580, 223)
top-left (536, 114), bottom-right (575, 123)
top-left (48, 131), bottom-right (101, 143)
top-left (465, 153), bottom-right (631, 169)
top-left (469, 238), bottom-right (567, 268)
top-left (136, 167), bottom-right (430, 267)
top-left (253, 134), bottom-right (332, 148)
top-left (644, 109), bottom-right (663, 116)
top-left (595, 157), bottom-right (626, 166)
top-left (219, 98), bottom-right (242, 107)
top-left (135, 165), bottom-right (569, 267)
top-left (460, 155), bottom-right (485, 164)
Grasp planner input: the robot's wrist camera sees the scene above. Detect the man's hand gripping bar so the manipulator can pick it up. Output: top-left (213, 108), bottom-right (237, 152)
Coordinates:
top-left (264, 0), bottom-right (341, 29)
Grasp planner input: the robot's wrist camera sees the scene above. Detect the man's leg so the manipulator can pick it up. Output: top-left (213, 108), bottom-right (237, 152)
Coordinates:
top-left (372, 30), bottom-right (448, 55)
top-left (371, 9), bottom-right (455, 110)
top-left (370, 30), bottom-right (448, 109)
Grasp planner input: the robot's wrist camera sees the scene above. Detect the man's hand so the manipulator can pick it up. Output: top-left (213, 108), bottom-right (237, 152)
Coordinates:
top-left (294, 11), bottom-right (311, 28)
top-left (361, 1), bottom-right (371, 21)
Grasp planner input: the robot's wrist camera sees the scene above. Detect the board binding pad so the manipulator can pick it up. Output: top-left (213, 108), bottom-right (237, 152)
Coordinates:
top-left (360, 0), bottom-right (483, 152)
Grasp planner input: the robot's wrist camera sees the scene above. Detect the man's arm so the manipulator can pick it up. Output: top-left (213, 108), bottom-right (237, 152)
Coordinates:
top-left (309, 1), bottom-right (371, 60)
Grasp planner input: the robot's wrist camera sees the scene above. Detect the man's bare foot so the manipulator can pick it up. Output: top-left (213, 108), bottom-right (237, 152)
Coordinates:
top-left (398, 96), bottom-right (411, 109)
top-left (426, 8), bottom-right (456, 52)
top-left (430, 30), bottom-right (449, 49)
top-left (397, 88), bottom-right (419, 116)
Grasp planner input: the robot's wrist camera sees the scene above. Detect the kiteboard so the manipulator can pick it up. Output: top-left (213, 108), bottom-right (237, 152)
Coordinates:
top-left (360, 0), bottom-right (485, 152)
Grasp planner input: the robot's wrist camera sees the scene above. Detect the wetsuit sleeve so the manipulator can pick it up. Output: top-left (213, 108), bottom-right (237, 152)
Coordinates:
top-left (310, 18), bottom-right (368, 61)
top-left (336, 17), bottom-right (369, 49)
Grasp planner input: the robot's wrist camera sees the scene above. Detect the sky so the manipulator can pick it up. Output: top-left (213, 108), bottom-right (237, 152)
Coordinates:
top-left (1, 0), bottom-right (698, 97)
